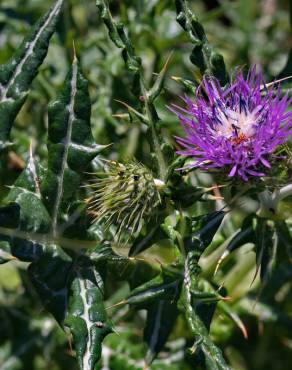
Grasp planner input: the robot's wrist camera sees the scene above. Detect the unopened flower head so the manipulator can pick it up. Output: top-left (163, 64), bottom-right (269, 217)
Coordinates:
top-left (171, 67), bottom-right (292, 181)
top-left (86, 160), bottom-right (160, 240)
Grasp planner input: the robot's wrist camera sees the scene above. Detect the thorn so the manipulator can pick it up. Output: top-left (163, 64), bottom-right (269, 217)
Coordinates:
top-left (154, 258), bottom-right (164, 269)
top-left (106, 300), bottom-right (127, 310)
top-left (220, 295), bottom-right (232, 301)
top-left (111, 326), bottom-right (120, 336)
top-left (170, 75), bottom-right (181, 82)
top-left (162, 50), bottom-right (174, 71)
top-left (263, 75), bottom-right (292, 89)
top-left (151, 52), bottom-right (173, 80)
top-left (212, 182), bottom-right (224, 202)
top-left (250, 266), bottom-right (260, 288)
top-left (114, 99), bottom-right (148, 123)
top-left (98, 158), bottom-right (114, 164)
top-left (216, 280), bottom-right (226, 293)
top-left (204, 184), bottom-right (227, 192)
top-left (72, 40), bottom-right (77, 62)
top-left (214, 250), bottom-right (229, 276)
top-left (239, 321), bottom-right (248, 339)
top-left (112, 113), bottom-right (129, 119)
top-left (206, 194), bottom-right (224, 200)
top-left (190, 337), bottom-right (203, 354)
top-left (227, 308), bottom-right (248, 339)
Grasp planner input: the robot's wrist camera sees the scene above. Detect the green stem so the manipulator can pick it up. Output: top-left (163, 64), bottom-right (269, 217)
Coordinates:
top-left (142, 84), bottom-right (167, 180)
top-left (96, 0), bottom-right (168, 180)
top-left (175, 0), bottom-right (228, 85)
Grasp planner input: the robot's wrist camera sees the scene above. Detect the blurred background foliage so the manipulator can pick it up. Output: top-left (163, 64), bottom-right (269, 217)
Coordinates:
top-left (0, 0), bottom-right (291, 369)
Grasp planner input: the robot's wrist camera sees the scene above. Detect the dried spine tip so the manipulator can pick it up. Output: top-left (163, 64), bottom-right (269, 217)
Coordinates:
top-left (86, 160), bottom-right (161, 240)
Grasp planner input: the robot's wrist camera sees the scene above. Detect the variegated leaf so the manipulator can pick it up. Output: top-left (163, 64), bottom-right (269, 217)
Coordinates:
top-left (0, 0), bottom-right (64, 149)
top-left (144, 300), bottom-right (179, 366)
top-left (65, 263), bottom-right (112, 370)
top-left (41, 56), bottom-right (106, 235)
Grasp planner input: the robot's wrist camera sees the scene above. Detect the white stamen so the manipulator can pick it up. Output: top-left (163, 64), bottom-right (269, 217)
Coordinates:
top-left (214, 106), bottom-right (258, 139)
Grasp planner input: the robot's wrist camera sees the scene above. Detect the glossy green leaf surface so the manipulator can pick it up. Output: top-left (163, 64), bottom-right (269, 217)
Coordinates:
top-left (185, 211), bottom-right (225, 258)
top-left (65, 263), bottom-right (112, 370)
top-left (126, 267), bottom-right (182, 305)
top-left (144, 300), bottom-right (179, 366)
top-left (0, 0), bottom-right (63, 149)
top-left (42, 57), bottom-right (105, 232)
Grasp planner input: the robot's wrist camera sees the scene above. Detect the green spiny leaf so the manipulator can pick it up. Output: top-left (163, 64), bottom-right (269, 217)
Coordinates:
top-left (65, 263), bottom-right (112, 370)
top-left (148, 53), bottom-right (172, 103)
top-left (169, 178), bottom-right (204, 208)
top-left (215, 214), bottom-right (256, 273)
top-left (41, 57), bottom-right (105, 234)
top-left (170, 75), bottom-right (198, 95)
top-left (227, 214), bottom-right (256, 253)
top-left (0, 157), bottom-right (51, 262)
top-left (185, 211), bottom-right (225, 258)
top-left (28, 244), bottom-right (73, 324)
top-left (125, 267), bottom-right (182, 306)
top-left (0, 0), bottom-right (63, 149)
top-left (0, 158), bottom-right (73, 322)
top-left (144, 300), bottom-right (179, 366)
top-left (254, 218), bottom-right (274, 284)
top-left (6, 165), bottom-right (51, 234)
top-left (217, 301), bottom-right (248, 339)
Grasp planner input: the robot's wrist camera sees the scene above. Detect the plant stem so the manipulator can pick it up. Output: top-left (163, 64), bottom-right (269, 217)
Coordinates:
top-left (175, 0), bottom-right (228, 85)
top-left (142, 85), bottom-right (167, 180)
top-left (96, 0), bottom-right (168, 180)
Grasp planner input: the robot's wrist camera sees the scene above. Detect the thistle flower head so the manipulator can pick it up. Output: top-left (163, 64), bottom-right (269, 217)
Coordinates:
top-left (172, 67), bottom-right (292, 181)
top-left (86, 160), bottom-right (160, 240)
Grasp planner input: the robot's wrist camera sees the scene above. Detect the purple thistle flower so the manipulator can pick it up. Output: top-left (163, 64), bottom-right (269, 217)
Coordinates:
top-left (171, 67), bottom-right (292, 181)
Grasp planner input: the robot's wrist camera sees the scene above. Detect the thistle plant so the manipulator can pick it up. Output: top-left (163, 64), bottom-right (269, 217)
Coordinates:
top-left (0, 1), bottom-right (291, 370)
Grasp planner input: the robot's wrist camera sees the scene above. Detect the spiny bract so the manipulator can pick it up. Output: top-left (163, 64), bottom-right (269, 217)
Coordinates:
top-left (86, 160), bottom-right (161, 240)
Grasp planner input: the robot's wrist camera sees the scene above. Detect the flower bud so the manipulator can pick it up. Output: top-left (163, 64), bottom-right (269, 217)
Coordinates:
top-left (86, 160), bottom-right (161, 241)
